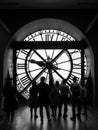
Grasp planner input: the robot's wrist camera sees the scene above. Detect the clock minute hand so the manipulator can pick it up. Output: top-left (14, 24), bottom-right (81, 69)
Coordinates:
top-left (29, 59), bottom-right (46, 67)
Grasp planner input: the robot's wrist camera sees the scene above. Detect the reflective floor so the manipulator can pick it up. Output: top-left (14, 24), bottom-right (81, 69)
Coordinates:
top-left (0, 105), bottom-right (98, 130)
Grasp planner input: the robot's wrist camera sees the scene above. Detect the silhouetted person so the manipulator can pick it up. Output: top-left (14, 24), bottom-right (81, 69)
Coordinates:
top-left (29, 81), bottom-right (38, 120)
top-left (59, 79), bottom-right (69, 119)
top-left (49, 79), bottom-right (58, 118)
top-left (38, 77), bottom-right (51, 122)
top-left (54, 81), bottom-right (61, 118)
top-left (3, 78), bottom-right (17, 122)
top-left (55, 81), bottom-right (62, 118)
top-left (70, 77), bottom-right (81, 121)
top-left (80, 80), bottom-right (87, 118)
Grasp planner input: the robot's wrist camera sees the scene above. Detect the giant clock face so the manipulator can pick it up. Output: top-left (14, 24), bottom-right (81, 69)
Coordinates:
top-left (16, 29), bottom-right (88, 99)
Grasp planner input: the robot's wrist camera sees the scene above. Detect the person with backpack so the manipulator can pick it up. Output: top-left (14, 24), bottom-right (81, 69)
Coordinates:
top-left (70, 77), bottom-right (81, 121)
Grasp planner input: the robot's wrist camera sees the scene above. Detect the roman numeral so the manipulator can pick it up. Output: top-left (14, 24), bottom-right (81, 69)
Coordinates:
top-left (66, 81), bottom-right (71, 86)
top-left (68, 79), bottom-right (73, 83)
top-left (61, 36), bottom-right (67, 41)
top-left (67, 80), bottom-right (72, 84)
top-left (16, 78), bottom-right (24, 92)
top-left (72, 71), bottom-right (81, 75)
top-left (37, 31), bottom-right (44, 41)
top-left (17, 84), bottom-right (23, 92)
top-left (56, 33), bottom-right (59, 41)
top-left (31, 34), bottom-right (36, 41)
top-left (69, 74), bottom-right (75, 80)
top-left (16, 50), bottom-right (20, 57)
top-left (73, 63), bottom-right (81, 69)
top-left (40, 34), bottom-right (44, 41)
top-left (20, 75), bottom-right (30, 86)
top-left (45, 34), bottom-right (54, 41)
top-left (70, 50), bottom-right (79, 55)
top-left (69, 74), bottom-right (79, 80)
top-left (21, 49), bottom-right (28, 55)
top-left (17, 63), bottom-right (25, 69)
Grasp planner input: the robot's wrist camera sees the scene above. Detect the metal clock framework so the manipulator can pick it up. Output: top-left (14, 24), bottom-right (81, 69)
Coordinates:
top-left (13, 29), bottom-right (88, 99)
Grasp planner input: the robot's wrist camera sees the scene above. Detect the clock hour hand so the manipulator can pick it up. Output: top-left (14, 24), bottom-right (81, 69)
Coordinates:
top-left (29, 59), bottom-right (46, 67)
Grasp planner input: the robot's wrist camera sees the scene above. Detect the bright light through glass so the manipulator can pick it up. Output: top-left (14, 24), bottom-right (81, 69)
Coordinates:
top-left (15, 29), bottom-right (88, 99)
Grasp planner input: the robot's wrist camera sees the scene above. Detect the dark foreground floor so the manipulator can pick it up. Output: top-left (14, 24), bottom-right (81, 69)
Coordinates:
top-left (0, 105), bottom-right (98, 130)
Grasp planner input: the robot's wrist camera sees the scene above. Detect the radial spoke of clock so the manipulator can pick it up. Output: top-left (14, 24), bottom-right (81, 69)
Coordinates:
top-left (33, 67), bottom-right (47, 81)
top-left (51, 49), bottom-right (55, 59)
top-left (52, 68), bottom-right (65, 80)
top-left (20, 81), bottom-right (32, 94)
top-left (54, 59), bottom-right (71, 66)
top-left (51, 49), bottom-right (65, 64)
top-left (33, 49), bottom-right (47, 63)
top-left (45, 71), bottom-right (48, 81)
top-left (57, 67), bottom-right (71, 73)
top-left (17, 68), bottom-right (42, 76)
top-left (28, 67), bottom-right (42, 73)
top-left (72, 57), bottom-right (81, 61)
top-left (45, 50), bottom-right (48, 58)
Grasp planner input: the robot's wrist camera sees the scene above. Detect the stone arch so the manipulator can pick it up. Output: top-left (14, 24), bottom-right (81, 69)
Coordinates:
top-left (3, 18), bottom-right (94, 104)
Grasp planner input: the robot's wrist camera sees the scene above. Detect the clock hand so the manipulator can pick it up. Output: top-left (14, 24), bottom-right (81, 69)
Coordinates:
top-left (29, 59), bottom-right (46, 67)
top-left (29, 59), bottom-right (60, 71)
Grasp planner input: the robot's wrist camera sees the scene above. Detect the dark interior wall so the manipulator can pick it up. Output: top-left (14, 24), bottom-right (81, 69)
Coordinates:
top-left (86, 19), bottom-right (98, 106)
top-left (0, 23), bottom-right (11, 108)
top-left (0, 9), bottom-right (98, 107)
top-left (0, 9), bottom-right (96, 34)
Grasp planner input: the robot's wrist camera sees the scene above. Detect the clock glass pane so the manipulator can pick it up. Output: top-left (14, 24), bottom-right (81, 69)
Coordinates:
top-left (16, 29), bottom-right (88, 99)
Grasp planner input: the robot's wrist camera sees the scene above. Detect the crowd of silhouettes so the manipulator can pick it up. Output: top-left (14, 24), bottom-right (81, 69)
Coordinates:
top-left (3, 75), bottom-right (88, 123)
top-left (28, 76), bottom-right (88, 122)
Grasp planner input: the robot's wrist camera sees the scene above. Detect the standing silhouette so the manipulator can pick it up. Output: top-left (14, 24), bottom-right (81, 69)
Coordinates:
top-left (54, 81), bottom-right (61, 118)
top-left (49, 79), bottom-right (58, 118)
top-left (59, 79), bottom-right (69, 119)
top-left (29, 81), bottom-right (38, 120)
top-left (70, 77), bottom-right (81, 121)
top-left (38, 77), bottom-right (51, 122)
top-left (80, 80), bottom-right (88, 118)
top-left (3, 77), bottom-right (17, 122)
